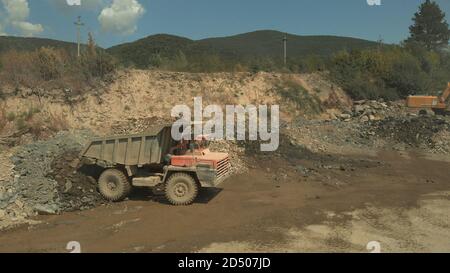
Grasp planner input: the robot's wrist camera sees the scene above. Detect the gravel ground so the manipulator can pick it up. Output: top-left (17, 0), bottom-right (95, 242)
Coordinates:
top-left (1, 109), bottom-right (449, 231)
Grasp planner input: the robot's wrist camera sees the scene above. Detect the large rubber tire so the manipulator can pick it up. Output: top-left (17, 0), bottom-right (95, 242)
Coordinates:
top-left (165, 173), bottom-right (199, 206)
top-left (419, 109), bottom-right (428, 116)
top-left (98, 169), bottom-right (131, 202)
top-left (433, 109), bottom-right (447, 116)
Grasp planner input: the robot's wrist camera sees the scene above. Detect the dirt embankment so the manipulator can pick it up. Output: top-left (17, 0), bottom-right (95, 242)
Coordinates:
top-left (0, 70), bottom-right (352, 136)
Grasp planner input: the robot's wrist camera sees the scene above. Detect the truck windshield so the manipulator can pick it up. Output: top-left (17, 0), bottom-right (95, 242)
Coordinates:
top-left (189, 139), bottom-right (210, 150)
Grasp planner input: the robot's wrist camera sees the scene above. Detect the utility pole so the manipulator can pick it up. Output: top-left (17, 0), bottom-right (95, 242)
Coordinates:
top-left (377, 35), bottom-right (384, 52)
top-left (74, 16), bottom-right (84, 58)
top-left (283, 34), bottom-right (287, 67)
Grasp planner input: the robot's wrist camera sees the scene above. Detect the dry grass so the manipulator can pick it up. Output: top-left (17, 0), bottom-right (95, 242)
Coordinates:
top-left (0, 50), bottom-right (40, 87)
top-left (0, 48), bottom-right (67, 89)
top-left (0, 46), bottom-right (116, 97)
top-left (46, 110), bottom-right (69, 132)
top-left (201, 86), bottom-right (238, 105)
top-left (0, 101), bottom-right (70, 143)
top-left (25, 107), bottom-right (69, 139)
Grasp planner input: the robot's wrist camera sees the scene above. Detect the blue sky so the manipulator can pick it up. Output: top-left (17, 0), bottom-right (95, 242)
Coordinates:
top-left (1, 0), bottom-right (450, 48)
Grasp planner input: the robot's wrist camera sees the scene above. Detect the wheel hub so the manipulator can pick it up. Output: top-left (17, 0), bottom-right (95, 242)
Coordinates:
top-left (174, 183), bottom-right (188, 197)
top-left (107, 178), bottom-right (118, 191)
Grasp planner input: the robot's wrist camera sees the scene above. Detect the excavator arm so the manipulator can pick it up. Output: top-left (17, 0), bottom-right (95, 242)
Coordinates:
top-left (439, 82), bottom-right (450, 104)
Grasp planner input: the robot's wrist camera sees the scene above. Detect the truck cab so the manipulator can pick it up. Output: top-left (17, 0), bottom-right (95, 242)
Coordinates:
top-left (167, 136), bottom-right (230, 186)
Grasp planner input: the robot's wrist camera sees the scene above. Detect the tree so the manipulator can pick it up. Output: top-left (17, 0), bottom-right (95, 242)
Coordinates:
top-left (87, 32), bottom-right (97, 57)
top-left (172, 50), bottom-right (188, 70)
top-left (406, 0), bottom-right (450, 50)
top-left (80, 33), bottom-right (116, 79)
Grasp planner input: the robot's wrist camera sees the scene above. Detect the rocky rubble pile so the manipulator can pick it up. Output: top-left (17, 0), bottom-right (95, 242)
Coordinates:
top-left (50, 150), bottom-right (105, 212)
top-left (338, 100), bottom-right (405, 122)
top-left (287, 118), bottom-right (373, 154)
top-left (0, 131), bottom-right (101, 228)
top-left (111, 117), bottom-right (174, 135)
top-left (289, 111), bottom-right (450, 155)
top-left (366, 116), bottom-right (450, 152)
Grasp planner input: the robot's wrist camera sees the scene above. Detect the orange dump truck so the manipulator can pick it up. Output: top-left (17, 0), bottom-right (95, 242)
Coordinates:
top-left (407, 83), bottom-right (450, 115)
top-left (77, 125), bottom-right (231, 205)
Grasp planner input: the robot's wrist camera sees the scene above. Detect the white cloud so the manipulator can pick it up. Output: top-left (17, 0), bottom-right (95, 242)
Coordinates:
top-left (2, 0), bottom-right (29, 21)
top-left (11, 21), bottom-right (43, 36)
top-left (0, 23), bottom-right (6, 36)
top-left (98, 0), bottom-right (145, 35)
top-left (1, 0), bottom-right (43, 36)
top-left (0, 9), bottom-right (5, 35)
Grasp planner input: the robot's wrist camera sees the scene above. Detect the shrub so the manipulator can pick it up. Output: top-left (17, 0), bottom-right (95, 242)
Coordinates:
top-left (36, 47), bottom-right (67, 81)
top-left (22, 106), bottom-right (40, 121)
top-left (329, 46), bottom-right (450, 100)
top-left (79, 48), bottom-right (117, 80)
top-left (15, 117), bottom-right (28, 131)
top-left (6, 112), bottom-right (16, 121)
top-left (383, 53), bottom-right (429, 97)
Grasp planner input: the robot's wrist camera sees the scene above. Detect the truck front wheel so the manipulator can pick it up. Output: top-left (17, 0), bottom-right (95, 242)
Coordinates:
top-left (165, 173), bottom-right (198, 205)
top-left (98, 169), bottom-right (131, 202)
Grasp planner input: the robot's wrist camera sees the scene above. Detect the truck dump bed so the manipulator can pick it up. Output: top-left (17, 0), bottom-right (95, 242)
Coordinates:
top-left (80, 125), bottom-right (174, 166)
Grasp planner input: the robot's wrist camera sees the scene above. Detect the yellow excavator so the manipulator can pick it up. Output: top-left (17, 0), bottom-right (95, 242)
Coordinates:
top-left (406, 82), bottom-right (450, 115)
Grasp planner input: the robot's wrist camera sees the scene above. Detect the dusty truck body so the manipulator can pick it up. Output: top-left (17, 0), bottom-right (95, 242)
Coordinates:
top-left (78, 125), bottom-right (231, 205)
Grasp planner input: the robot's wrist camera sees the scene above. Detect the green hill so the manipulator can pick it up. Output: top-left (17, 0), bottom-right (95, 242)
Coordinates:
top-left (198, 30), bottom-right (378, 58)
top-left (0, 36), bottom-right (79, 54)
top-left (107, 30), bottom-right (380, 71)
top-left (106, 34), bottom-right (193, 68)
top-left (0, 30), bottom-right (381, 72)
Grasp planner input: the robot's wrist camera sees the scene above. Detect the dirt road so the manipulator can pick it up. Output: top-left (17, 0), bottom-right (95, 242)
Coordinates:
top-left (0, 150), bottom-right (449, 253)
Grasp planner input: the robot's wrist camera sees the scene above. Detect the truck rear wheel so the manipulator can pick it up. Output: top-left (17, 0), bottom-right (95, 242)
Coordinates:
top-left (419, 109), bottom-right (428, 116)
top-left (165, 173), bottom-right (198, 206)
top-left (98, 169), bottom-right (131, 202)
top-left (433, 109), bottom-right (447, 116)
